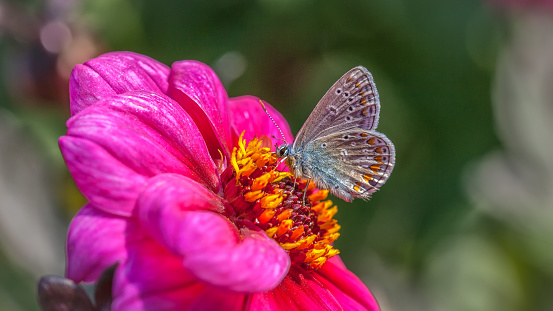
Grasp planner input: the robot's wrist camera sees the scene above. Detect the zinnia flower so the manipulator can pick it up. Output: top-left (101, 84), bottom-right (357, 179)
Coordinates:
top-left (60, 51), bottom-right (380, 310)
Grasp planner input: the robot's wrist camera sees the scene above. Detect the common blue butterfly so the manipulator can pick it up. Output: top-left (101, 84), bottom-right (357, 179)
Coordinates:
top-left (273, 66), bottom-right (396, 202)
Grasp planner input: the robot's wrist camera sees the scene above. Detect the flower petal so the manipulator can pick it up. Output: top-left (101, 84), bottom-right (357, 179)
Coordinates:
top-left (112, 238), bottom-right (248, 311)
top-left (313, 258), bottom-right (380, 311)
top-left (248, 265), bottom-right (342, 311)
top-left (168, 60), bottom-right (232, 159)
top-left (70, 51), bottom-right (170, 115)
top-left (59, 137), bottom-right (148, 216)
top-left (228, 95), bottom-right (294, 148)
top-left (112, 238), bottom-right (203, 311)
top-left (66, 204), bottom-right (142, 282)
top-left (60, 91), bottom-right (220, 215)
top-left (137, 174), bottom-right (290, 293)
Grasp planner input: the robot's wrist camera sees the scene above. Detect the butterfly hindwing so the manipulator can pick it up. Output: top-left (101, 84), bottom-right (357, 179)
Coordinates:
top-left (298, 129), bottom-right (395, 201)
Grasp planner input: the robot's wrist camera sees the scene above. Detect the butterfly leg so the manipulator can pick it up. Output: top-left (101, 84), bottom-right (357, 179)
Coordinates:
top-left (292, 166), bottom-right (298, 192)
top-left (276, 157), bottom-right (287, 168)
top-left (302, 179), bottom-right (310, 206)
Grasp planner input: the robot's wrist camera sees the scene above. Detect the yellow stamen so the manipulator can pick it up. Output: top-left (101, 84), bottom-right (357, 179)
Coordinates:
top-left (276, 219), bottom-right (293, 236)
top-left (276, 209), bottom-right (293, 221)
top-left (238, 132), bottom-right (247, 155)
top-left (251, 172), bottom-right (273, 191)
top-left (259, 209), bottom-right (275, 223)
top-left (319, 219), bottom-right (338, 230)
top-left (281, 241), bottom-right (301, 250)
top-left (231, 148), bottom-right (240, 180)
top-left (305, 248), bottom-right (327, 262)
top-left (308, 189), bottom-right (329, 202)
top-left (259, 193), bottom-right (283, 209)
top-left (311, 200), bottom-right (333, 213)
top-left (273, 171), bottom-right (293, 182)
top-left (326, 248), bottom-right (340, 258)
top-left (326, 224), bottom-right (341, 234)
top-left (237, 160), bottom-right (257, 178)
top-left (244, 190), bottom-right (264, 202)
top-left (290, 226), bottom-right (304, 240)
top-left (318, 206), bottom-right (338, 223)
top-left (310, 257), bottom-right (327, 269)
top-left (320, 233), bottom-right (340, 244)
top-left (265, 227), bottom-right (278, 238)
top-left (296, 235), bottom-right (317, 250)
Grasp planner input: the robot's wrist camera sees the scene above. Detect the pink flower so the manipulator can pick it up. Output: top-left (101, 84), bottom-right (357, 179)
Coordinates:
top-left (60, 51), bottom-right (380, 310)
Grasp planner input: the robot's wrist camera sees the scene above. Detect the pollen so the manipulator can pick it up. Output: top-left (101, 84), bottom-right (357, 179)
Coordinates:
top-left (221, 132), bottom-right (341, 270)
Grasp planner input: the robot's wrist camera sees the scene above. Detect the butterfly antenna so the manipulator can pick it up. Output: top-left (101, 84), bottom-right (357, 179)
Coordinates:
top-left (271, 135), bottom-right (287, 143)
top-left (260, 100), bottom-right (287, 143)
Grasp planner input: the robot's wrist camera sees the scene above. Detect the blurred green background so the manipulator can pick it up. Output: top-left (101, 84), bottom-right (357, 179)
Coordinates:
top-left (1, 0), bottom-right (552, 310)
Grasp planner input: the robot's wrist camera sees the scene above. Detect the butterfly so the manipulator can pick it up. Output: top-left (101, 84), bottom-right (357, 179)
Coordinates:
top-left (271, 66), bottom-right (396, 202)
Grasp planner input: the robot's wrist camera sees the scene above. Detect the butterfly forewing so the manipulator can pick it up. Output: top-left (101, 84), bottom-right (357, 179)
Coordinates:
top-left (294, 66), bottom-right (381, 149)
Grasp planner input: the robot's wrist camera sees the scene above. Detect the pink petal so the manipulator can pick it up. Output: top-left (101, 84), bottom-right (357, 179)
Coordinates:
top-left (59, 136), bottom-right (148, 216)
top-left (137, 175), bottom-right (290, 293)
top-left (112, 238), bottom-right (248, 311)
top-left (66, 204), bottom-right (143, 282)
top-left (313, 260), bottom-right (380, 311)
top-left (168, 60), bottom-right (232, 159)
top-left (248, 265), bottom-right (342, 311)
top-left (228, 96), bottom-right (294, 149)
top-left (327, 255), bottom-right (348, 270)
top-left (112, 238), bottom-right (205, 311)
top-left (60, 91), bottom-right (220, 215)
top-left (137, 174), bottom-right (228, 225)
top-left (70, 51), bottom-right (170, 115)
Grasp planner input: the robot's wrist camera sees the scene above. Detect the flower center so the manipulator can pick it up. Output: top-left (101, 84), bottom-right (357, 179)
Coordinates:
top-left (221, 133), bottom-right (340, 269)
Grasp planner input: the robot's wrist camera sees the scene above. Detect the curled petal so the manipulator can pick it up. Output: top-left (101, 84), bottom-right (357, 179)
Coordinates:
top-left (168, 60), bottom-right (232, 159)
top-left (59, 137), bottom-right (148, 216)
top-left (313, 258), bottom-right (380, 311)
top-left (112, 238), bottom-right (248, 311)
top-left (61, 92), bottom-right (220, 215)
top-left (248, 265), bottom-right (342, 311)
top-left (228, 95), bottom-right (294, 148)
top-left (70, 51), bottom-right (170, 115)
top-left (137, 175), bottom-right (290, 292)
top-left (137, 174), bottom-right (228, 229)
top-left (66, 204), bottom-right (143, 282)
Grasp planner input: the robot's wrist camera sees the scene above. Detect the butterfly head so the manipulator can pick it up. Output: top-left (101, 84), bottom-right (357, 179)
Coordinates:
top-left (275, 144), bottom-right (290, 158)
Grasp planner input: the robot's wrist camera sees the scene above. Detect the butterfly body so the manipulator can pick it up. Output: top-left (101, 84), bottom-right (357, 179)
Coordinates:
top-left (276, 66), bottom-right (395, 202)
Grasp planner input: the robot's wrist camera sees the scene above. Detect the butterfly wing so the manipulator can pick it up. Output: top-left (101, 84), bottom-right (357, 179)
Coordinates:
top-left (293, 66), bottom-right (381, 149)
top-left (289, 66), bottom-right (395, 201)
top-left (298, 129), bottom-right (395, 201)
